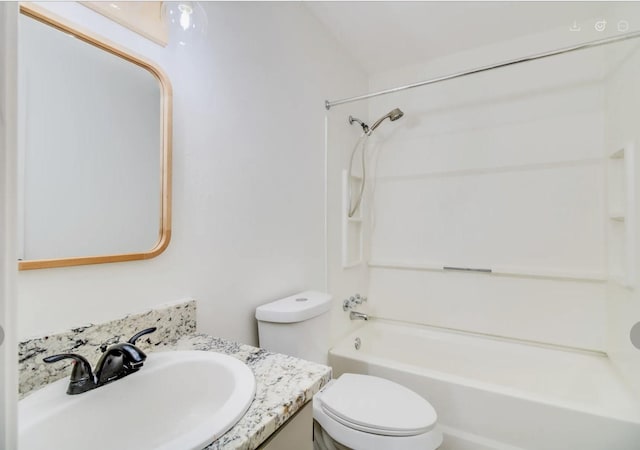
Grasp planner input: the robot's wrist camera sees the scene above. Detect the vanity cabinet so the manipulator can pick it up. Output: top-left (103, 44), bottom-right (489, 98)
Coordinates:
top-left (257, 402), bottom-right (313, 450)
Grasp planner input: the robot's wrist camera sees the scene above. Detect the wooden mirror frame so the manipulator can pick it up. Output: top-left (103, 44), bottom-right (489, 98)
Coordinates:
top-left (18, 3), bottom-right (172, 270)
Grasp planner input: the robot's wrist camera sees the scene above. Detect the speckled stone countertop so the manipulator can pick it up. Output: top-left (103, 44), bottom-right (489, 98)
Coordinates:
top-left (165, 333), bottom-right (331, 450)
top-left (18, 299), bottom-right (331, 449)
top-left (19, 300), bottom-right (197, 398)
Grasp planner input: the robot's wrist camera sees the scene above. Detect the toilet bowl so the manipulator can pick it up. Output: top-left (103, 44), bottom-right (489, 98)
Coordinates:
top-left (255, 292), bottom-right (442, 450)
top-left (312, 374), bottom-right (442, 450)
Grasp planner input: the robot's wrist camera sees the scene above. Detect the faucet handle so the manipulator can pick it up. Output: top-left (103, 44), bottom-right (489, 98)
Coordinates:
top-left (343, 294), bottom-right (368, 311)
top-left (127, 327), bottom-right (157, 345)
top-left (353, 293), bottom-right (367, 304)
top-left (43, 353), bottom-right (97, 394)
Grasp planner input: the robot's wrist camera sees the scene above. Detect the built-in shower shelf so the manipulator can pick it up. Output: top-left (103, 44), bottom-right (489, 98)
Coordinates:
top-left (607, 142), bottom-right (635, 289)
top-left (342, 169), bottom-right (364, 268)
top-left (368, 260), bottom-right (607, 282)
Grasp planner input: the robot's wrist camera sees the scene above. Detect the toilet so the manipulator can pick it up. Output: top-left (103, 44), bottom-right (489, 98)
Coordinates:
top-left (256, 291), bottom-right (443, 450)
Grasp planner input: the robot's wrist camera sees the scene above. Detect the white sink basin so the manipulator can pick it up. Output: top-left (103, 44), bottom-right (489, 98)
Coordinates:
top-left (19, 350), bottom-right (256, 450)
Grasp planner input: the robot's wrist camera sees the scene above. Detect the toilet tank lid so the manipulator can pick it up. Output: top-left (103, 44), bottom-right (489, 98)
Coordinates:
top-left (255, 291), bottom-right (332, 323)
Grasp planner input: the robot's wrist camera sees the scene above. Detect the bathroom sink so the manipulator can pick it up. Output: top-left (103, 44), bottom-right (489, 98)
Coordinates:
top-left (19, 350), bottom-right (256, 450)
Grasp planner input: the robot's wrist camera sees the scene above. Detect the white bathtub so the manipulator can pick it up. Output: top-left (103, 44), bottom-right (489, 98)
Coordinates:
top-left (328, 320), bottom-right (640, 450)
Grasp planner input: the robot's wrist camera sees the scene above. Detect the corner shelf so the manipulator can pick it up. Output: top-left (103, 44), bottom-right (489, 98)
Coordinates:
top-left (607, 142), bottom-right (635, 288)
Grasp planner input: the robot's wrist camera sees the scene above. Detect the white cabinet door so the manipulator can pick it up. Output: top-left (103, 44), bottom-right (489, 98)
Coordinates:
top-left (0, 2), bottom-right (18, 448)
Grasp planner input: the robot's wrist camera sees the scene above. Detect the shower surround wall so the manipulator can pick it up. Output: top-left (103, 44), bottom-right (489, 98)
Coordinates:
top-left (604, 40), bottom-right (640, 396)
top-left (365, 28), bottom-right (610, 351)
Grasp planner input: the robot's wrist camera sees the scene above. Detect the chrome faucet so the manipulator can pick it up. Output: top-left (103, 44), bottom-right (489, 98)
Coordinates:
top-left (343, 293), bottom-right (367, 311)
top-left (43, 327), bottom-right (156, 395)
top-left (350, 311), bottom-right (368, 321)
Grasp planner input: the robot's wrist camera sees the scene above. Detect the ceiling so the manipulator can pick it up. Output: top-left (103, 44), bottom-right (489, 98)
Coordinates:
top-left (305, 1), bottom-right (613, 75)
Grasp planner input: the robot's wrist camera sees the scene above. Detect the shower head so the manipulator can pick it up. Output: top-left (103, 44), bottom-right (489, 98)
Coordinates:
top-left (369, 108), bottom-right (404, 133)
top-left (348, 108), bottom-right (404, 135)
top-left (389, 108), bottom-right (405, 121)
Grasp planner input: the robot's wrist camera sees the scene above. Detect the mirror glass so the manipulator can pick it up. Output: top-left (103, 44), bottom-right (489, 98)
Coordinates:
top-left (17, 7), bottom-right (171, 270)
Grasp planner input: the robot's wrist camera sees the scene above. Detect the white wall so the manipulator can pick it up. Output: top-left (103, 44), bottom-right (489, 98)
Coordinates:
top-left (364, 24), bottom-right (614, 350)
top-left (17, 2), bottom-right (366, 346)
top-left (0, 2), bottom-right (18, 447)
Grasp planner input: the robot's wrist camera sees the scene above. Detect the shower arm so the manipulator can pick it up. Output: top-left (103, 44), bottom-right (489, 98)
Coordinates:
top-left (348, 115), bottom-right (370, 135)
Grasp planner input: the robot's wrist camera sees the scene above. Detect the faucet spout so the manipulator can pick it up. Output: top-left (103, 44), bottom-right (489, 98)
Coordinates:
top-left (349, 311), bottom-right (368, 321)
top-left (95, 327), bottom-right (156, 384)
top-left (43, 327), bottom-right (157, 395)
top-left (95, 342), bottom-right (146, 384)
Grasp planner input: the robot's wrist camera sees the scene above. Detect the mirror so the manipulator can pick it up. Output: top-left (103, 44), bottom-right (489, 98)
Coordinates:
top-left (17, 4), bottom-right (172, 270)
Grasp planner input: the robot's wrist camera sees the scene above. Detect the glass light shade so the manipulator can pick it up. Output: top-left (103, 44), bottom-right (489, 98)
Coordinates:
top-left (162, 1), bottom-right (207, 46)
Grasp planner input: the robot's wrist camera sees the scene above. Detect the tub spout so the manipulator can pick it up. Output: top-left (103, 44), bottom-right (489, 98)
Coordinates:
top-left (350, 311), bottom-right (368, 321)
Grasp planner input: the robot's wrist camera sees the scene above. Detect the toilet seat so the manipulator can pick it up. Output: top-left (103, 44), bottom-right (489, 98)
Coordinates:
top-left (313, 374), bottom-right (442, 450)
top-left (319, 374), bottom-right (437, 436)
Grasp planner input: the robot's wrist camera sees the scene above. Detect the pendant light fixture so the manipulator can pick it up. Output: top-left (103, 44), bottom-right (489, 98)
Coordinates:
top-left (161, 1), bottom-right (207, 46)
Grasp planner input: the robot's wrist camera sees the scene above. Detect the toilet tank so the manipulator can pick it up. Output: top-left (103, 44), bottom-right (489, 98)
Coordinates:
top-left (256, 291), bottom-right (332, 365)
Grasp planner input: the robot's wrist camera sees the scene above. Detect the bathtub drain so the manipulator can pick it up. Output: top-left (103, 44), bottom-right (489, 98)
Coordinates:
top-left (354, 337), bottom-right (361, 350)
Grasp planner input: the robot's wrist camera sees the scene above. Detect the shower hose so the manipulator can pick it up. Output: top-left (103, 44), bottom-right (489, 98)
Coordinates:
top-left (347, 133), bottom-right (369, 218)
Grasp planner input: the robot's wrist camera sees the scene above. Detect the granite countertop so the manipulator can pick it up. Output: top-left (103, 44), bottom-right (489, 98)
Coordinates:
top-left (168, 333), bottom-right (332, 450)
top-left (18, 300), bottom-right (329, 450)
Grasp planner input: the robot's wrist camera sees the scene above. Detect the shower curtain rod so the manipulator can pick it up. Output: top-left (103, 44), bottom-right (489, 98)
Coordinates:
top-left (324, 30), bottom-right (640, 110)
